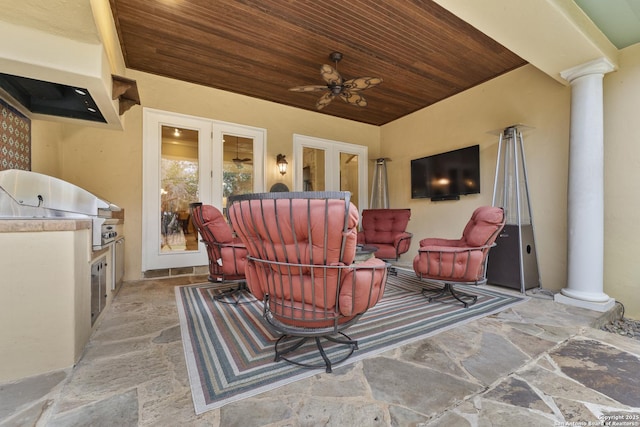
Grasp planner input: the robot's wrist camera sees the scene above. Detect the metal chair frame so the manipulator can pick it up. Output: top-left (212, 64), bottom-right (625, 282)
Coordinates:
top-left (228, 191), bottom-right (389, 372)
top-left (358, 208), bottom-right (413, 261)
top-left (415, 207), bottom-right (505, 308)
top-left (189, 202), bottom-right (250, 304)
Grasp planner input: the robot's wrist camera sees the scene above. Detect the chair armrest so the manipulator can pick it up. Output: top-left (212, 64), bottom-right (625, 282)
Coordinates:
top-left (219, 243), bottom-right (248, 276)
top-left (219, 241), bottom-right (246, 250)
top-left (339, 258), bottom-right (389, 316)
top-left (394, 232), bottom-right (413, 246)
top-left (200, 238), bottom-right (245, 249)
top-left (393, 232), bottom-right (413, 258)
top-left (418, 237), bottom-right (462, 247)
top-left (418, 244), bottom-right (493, 255)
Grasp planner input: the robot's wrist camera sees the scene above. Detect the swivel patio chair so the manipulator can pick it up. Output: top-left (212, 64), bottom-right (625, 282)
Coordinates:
top-left (189, 202), bottom-right (250, 304)
top-left (357, 208), bottom-right (413, 261)
top-left (412, 206), bottom-right (505, 307)
top-left (227, 191), bottom-right (389, 373)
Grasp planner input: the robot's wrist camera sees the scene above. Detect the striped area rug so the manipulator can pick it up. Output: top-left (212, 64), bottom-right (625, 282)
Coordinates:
top-left (175, 268), bottom-right (527, 414)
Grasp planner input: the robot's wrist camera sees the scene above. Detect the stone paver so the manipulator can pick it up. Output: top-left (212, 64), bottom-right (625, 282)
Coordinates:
top-left (47, 390), bottom-right (138, 427)
top-left (1, 275), bottom-right (639, 427)
top-left (0, 371), bottom-right (67, 421)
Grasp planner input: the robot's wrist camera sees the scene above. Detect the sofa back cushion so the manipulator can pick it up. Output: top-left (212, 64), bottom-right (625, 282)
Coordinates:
top-left (195, 204), bottom-right (234, 243)
top-left (361, 209), bottom-right (411, 244)
top-left (229, 196), bottom-right (359, 309)
top-left (461, 206), bottom-right (504, 247)
top-left (231, 198), bottom-right (359, 268)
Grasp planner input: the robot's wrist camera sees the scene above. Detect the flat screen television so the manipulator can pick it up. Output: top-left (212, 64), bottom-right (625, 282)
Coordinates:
top-left (411, 145), bottom-right (480, 201)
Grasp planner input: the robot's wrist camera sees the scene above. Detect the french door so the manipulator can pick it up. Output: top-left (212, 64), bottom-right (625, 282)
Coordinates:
top-left (292, 134), bottom-right (368, 211)
top-left (142, 108), bottom-right (265, 271)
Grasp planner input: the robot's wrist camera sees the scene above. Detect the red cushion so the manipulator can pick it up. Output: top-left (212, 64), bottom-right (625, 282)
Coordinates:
top-left (461, 206), bottom-right (504, 247)
top-left (412, 206), bottom-right (505, 283)
top-left (229, 195), bottom-right (388, 328)
top-left (192, 204), bottom-right (247, 278)
top-left (231, 198), bottom-right (359, 268)
top-left (199, 205), bottom-right (234, 243)
top-left (339, 257), bottom-right (387, 316)
top-left (361, 209), bottom-right (411, 244)
top-left (413, 246), bottom-right (485, 282)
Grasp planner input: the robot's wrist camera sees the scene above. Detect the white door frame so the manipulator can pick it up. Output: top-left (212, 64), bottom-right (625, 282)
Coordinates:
top-left (142, 108), bottom-right (266, 271)
top-left (292, 133), bottom-right (368, 210)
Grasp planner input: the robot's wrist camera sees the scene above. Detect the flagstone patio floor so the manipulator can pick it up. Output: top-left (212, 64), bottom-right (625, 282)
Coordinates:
top-left (2, 273), bottom-right (639, 427)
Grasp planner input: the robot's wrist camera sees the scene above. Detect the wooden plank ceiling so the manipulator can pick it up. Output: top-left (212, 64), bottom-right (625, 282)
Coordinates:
top-left (109, 0), bottom-right (526, 126)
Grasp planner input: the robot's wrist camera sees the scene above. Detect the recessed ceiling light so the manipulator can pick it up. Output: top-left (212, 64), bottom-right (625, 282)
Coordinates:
top-left (74, 88), bottom-right (87, 96)
top-left (87, 107), bottom-right (97, 113)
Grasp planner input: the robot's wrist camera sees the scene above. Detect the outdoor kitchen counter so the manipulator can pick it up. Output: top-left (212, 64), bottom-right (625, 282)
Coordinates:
top-left (0, 216), bottom-right (126, 383)
top-left (0, 218), bottom-right (92, 233)
top-left (0, 219), bottom-right (95, 383)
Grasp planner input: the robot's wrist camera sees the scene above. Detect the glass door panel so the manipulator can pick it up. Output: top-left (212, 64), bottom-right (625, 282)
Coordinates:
top-left (143, 109), bottom-right (211, 271)
top-left (160, 126), bottom-right (200, 253)
top-left (302, 147), bottom-right (325, 191)
top-left (222, 134), bottom-right (254, 214)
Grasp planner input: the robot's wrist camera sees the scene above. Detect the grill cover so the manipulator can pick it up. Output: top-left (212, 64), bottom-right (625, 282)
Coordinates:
top-left (0, 169), bottom-right (119, 218)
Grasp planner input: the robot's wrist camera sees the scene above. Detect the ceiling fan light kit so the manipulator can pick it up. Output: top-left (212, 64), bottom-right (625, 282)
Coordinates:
top-left (290, 52), bottom-right (383, 110)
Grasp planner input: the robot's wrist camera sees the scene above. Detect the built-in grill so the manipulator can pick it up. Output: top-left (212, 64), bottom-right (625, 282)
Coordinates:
top-left (0, 169), bottom-right (121, 249)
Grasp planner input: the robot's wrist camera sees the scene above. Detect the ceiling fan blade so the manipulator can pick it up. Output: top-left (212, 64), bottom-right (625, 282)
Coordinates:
top-left (339, 91), bottom-right (368, 107)
top-left (316, 92), bottom-right (335, 110)
top-left (320, 64), bottom-right (342, 86)
top-left (343, 77), bottom-right (383, 91)
top-left (289, 85), bottom-right (328, 92)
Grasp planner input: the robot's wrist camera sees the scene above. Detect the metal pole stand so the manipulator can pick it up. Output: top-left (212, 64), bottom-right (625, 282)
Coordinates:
top-left (370, 158), bottom-right (390, 209)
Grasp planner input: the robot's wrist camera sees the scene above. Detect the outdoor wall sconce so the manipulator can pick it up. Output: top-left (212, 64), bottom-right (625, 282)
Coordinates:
top-left (277, 154), bottom-right (288, 175)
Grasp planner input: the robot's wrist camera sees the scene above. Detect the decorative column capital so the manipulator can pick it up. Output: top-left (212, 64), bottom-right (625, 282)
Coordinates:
top-left (560, 57), bottom-right (616, 83)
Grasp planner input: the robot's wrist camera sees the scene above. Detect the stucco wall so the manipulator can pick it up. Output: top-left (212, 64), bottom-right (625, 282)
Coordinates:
top-left (54, 69), bottom-right (380, 281)
top-left (30, 120), bottom-right (64, 177)
top-left (603, 43), bottom-right (640, 319)
top-left (380, 55), bottom-right (640, 319)
top-left (24, 48), bottom-right (640, 318)
top-left (381, 64), bottom-right (571, 294)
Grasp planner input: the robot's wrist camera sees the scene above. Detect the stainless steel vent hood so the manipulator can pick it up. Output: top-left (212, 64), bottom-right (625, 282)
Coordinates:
top-left (0, 73), bottom-right (106, 123)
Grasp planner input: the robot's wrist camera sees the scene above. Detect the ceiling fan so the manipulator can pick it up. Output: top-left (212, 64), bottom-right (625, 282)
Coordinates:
top-left (230, 136), bottom-right (251, 166)
top-left (289, 52), bottom-right (383, 110)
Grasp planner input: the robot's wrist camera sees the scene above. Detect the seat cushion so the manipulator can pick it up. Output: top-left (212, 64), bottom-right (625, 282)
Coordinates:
top-left (413, 245), bottom-right (486, 282)
top-left (372, 243), bottom-right (398, 259)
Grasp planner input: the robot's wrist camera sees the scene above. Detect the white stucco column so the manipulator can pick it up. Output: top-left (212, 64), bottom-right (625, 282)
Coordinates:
top-left (554, 58), bottom-right (615, 312)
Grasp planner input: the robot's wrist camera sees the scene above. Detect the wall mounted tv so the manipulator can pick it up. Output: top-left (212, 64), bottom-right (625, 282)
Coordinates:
top-left (411, 145), bottom-right (480, 201)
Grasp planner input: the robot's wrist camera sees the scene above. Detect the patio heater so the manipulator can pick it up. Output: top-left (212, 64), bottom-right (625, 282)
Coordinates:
top-left (486, 125), bottom-right (541, 293)
top-left (370, 158), bottom-right (390, 209)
